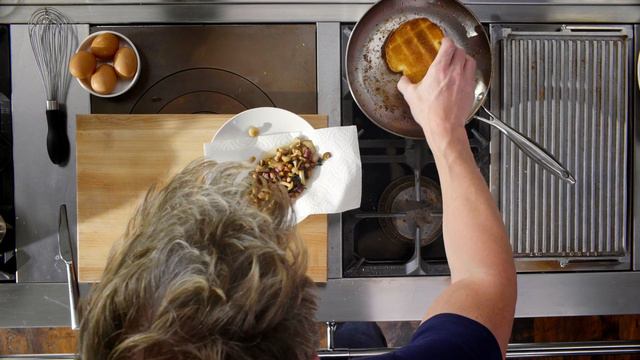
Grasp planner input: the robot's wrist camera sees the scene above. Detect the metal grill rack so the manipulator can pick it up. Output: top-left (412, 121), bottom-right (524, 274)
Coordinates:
top-left (490, 25), bottom-right (632, 270)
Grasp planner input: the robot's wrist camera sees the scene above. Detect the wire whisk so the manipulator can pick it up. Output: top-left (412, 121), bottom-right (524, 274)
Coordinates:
top-left (28, 7), bottom-right (77, 165)
top-left (28, 7), bottom-right (76, 104)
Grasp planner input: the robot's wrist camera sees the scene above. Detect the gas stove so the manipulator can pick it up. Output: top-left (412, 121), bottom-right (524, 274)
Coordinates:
top-left (339, 25), bottom-right (491, 277)
top-left (87, 23), bottom-right (632, 278)
top-left (339, 23), bottom-right (633, 277)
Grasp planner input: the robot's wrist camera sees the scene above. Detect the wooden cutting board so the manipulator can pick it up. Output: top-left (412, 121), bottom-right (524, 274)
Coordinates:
top-left (76, 114), bottom-right (328, 283)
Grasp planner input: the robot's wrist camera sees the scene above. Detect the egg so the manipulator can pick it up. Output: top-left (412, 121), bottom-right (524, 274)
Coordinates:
top-left (90, 33), bottom-right (119, 59)
top-left (113, 47), bottom-right (138, 79)
top-left (68, 51), bottom-right (96, 79)
top-left (90, 64), bottom-right (118, 95)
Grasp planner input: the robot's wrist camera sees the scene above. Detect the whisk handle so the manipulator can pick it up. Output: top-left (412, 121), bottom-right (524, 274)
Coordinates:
top-left (46, 108), bottom-right (70, 166)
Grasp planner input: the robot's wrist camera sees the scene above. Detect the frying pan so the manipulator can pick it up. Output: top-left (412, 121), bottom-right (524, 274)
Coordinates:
top-left (346, 0), bottom-right (576, 184)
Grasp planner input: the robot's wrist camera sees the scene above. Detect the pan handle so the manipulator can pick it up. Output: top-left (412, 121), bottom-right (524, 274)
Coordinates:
top-left (474, 106), bottom-right (576, 185)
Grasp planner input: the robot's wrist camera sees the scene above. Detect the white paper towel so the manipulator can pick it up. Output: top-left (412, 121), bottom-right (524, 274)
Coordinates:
top-left (204, 126), bottom-right (362, 222)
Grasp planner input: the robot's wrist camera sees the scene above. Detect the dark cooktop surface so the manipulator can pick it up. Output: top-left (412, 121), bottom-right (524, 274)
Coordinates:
top-left (0, 25), bottom-right (15, 282)
top-left (91, 25), bottom-right (317, 114)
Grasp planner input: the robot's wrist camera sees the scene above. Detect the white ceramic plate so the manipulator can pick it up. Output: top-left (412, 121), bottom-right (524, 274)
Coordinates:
top-left (211, 107), bottom-right (314, 142)
top-left (75, 30), bottom-right (141, 98)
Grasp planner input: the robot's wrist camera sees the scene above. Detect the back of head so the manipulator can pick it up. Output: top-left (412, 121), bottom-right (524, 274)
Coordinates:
top-left (79, 160), bottom-right (318, 360)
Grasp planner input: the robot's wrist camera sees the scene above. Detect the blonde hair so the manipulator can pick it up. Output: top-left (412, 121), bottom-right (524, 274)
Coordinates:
top-left (79, 160), bottom-right (318, 360)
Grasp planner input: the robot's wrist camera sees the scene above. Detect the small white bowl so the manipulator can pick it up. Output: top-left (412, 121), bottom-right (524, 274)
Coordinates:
top-left (74, 30), bottom-right (141, 98)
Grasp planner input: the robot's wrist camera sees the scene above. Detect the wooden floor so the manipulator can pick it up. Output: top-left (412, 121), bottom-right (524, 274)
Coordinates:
top-left (1, 316), bottom-right (639, 358)
top-left (509, 316), bottom-right (640, 360)
top-left (0, 327), bottom-right (77, 354)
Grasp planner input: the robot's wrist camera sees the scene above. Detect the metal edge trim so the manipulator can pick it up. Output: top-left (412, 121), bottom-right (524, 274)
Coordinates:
top-left (316, 341), bottom-right (640, 358)
top-left (633, 24), bottom-right (639, 270)
top-left (3, 4), bottom-right (640, 25)
top-left (316, 22), bottom-right (343, 279)
top-left (489, 24), bottom-right (503, 203)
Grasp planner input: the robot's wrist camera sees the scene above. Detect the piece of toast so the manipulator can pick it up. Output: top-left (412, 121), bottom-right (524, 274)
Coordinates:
top-left (384, 18), bottom-right (445, 83)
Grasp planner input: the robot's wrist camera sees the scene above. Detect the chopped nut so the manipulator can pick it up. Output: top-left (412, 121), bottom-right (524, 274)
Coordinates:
top-left (248, 156), bottom-right (256, 163)
top-left (322, 152), bottom-right (332, 160)
top-left (248, 126), bottom-right (260, 137)
top-left (248, 137), bottom-right (330, 206)
top-left (279, 181), bottom-right (294, 190)
top-left (302, 140), bottom-right (315, 151)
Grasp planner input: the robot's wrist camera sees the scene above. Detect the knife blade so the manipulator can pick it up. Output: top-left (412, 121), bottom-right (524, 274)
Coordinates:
top-left (58, 204), bottom-right (73, 263)
top-left (58, 204), bottom-right (79, 330)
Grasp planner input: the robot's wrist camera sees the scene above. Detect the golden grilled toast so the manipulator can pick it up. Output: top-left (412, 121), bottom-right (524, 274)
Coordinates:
top-left (384, 18), bottom-right (444, 83)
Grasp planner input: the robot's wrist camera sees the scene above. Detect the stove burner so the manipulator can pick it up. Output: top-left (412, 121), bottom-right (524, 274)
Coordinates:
top-left (131, 68), bottom-right (274, 114)
top-left (379, 176), bottom-right (442, 247)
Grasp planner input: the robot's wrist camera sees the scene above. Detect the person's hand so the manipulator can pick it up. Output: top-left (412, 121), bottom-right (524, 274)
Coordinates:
top-left (397, 38), bottom-right (477, 152)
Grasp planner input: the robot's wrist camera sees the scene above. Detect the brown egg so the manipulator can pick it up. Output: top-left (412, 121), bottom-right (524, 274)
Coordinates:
top-left (113, 47), bottom-right (138, 79)
top-left (90, 64), bottom-right (118, 95)
top-left (68, 51), bottom-right (96, 79)
top-left (90, 33), bottom-right (119, 59)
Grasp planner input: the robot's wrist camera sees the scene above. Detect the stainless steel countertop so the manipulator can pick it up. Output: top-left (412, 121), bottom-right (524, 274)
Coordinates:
top-left (1, 2), bottom-right (640, 327)
top-left (3, 272), bottom-right (640, 326)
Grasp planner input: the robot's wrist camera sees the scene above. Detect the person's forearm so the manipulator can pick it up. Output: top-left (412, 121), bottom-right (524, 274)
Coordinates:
top-left (400, 40), bottom-right (517, 355)
top-left (429, 127), bottom-right (515, 284)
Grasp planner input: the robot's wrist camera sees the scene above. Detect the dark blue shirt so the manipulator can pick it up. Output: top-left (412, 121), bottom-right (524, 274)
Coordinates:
top-left (367, 313), bottom-right (501, 360)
